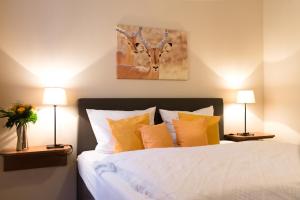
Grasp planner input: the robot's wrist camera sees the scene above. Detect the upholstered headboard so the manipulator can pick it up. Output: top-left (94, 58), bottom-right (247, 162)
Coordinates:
top-left (77, 98), bottom-right (224, 155)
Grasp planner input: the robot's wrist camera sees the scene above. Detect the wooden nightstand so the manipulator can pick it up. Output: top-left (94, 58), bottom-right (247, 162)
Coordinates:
top-left (0, 145), bottom-right (72, 171)
top-left (224, 132), bottom-right (275, 142)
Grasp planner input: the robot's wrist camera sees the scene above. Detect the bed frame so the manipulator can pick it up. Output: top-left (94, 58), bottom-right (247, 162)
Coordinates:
top-left (77, 98), bottom-right (224, 200)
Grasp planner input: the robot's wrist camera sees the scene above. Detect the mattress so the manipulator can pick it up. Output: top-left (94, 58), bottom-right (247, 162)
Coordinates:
top-left (78, 141), bottom-right (300, 200)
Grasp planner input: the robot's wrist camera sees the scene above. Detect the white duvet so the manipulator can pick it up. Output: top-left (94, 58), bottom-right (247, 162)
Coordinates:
top-left (92, 141), bottom-right (300, 200)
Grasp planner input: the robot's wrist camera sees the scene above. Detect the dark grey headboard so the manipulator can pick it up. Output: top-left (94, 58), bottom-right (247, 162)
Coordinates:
top-left (77, 98), bottom-right (224, 155)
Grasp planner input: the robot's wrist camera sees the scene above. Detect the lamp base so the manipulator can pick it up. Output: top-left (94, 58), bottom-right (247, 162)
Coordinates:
top-left (46, 144), bottom-right (65, 149)
top-left (237, 132), bottom-right (254, 136)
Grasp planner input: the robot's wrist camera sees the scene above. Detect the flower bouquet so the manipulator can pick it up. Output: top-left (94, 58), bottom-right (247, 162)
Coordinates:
top-left (0, 103), bottom-right (38, 151)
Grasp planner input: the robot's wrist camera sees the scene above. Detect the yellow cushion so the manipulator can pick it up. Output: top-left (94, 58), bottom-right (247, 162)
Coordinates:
top-left (173, 119), bottom-right (208, 147)
top-left (178, 112), bottom-right (221, 145)
top-left (107, 114), bottom-right (150, 153)
top-left (140, 123), bottom-right (174, 149)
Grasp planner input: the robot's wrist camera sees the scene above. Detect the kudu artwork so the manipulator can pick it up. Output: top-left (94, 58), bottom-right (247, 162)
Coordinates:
top-left (116, 24), bottom-right (188, 80)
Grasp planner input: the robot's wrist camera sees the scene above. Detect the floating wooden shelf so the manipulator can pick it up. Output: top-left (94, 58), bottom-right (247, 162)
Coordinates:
top-left (224, 132), bottom-right (275, 142)
top-left (0, 145), bottom-right (72, 171)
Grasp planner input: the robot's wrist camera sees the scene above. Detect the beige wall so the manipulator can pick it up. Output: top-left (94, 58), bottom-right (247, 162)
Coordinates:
top-left (0, 0), bottom-right (263, 199)
top-left (263, 0), bottom-right (300, 144)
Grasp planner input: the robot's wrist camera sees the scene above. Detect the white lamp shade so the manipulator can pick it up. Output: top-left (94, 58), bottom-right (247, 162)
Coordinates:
top-left (43, 88), bottom-right (67, 105)
top-left (236, 90), bottom-right (256, 104)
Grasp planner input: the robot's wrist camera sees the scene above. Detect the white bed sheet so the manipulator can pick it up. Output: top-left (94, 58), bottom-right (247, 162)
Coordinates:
top-left (78, 150), bottom-right (146, 200)
top-left (77, 140), bottom-right (237, 200)
top-left (78, 140), bottom-right (300, 200)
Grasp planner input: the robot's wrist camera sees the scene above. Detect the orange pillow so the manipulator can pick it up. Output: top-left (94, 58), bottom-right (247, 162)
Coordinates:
top-left (140, 123), bottom-right (174, 149)
top-left (173, 119), bottom-right (208, 147)
top-left (178, 112), bottom-right (221, 145)
top-left (107, 114), bottom-right (150, 153)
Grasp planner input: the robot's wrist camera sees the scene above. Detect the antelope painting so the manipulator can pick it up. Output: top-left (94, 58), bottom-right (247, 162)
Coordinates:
top-left (116, 24), bottom-right (188, 80)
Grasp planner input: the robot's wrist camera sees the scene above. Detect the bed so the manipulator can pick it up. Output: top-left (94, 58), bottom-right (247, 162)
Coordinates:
top-left (77, 98), bottom-right (300, 200)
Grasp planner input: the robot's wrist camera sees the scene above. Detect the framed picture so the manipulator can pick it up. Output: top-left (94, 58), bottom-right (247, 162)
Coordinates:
top-left (116, 24), bottom-right (188, 80)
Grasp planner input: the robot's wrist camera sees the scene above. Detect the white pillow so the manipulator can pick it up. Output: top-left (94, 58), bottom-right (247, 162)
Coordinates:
top-left (159, 106), bottom-right (214, 143)
top-left (86, 107), bottom-right (156, 153)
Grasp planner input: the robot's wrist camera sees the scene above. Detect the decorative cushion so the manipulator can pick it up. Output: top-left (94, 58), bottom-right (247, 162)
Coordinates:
top-left (107, 113), bottom-right (150, 153)
top-left (178, 112), bottom-right (221, 145)
top-left (173, 119), bottom-right (208, 147)
top-left (140, 123), bottom-right (174, 149)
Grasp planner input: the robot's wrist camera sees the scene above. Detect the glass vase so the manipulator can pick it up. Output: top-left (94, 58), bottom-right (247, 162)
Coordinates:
top-left (16, 124), bottom-right (28, 151)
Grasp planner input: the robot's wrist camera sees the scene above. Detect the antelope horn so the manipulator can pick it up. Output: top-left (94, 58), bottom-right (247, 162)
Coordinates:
top-left (116, 27), bottom-right (132, 38)
top-left (157, 29), bottom-right (169, 49)
top-left (116, 26), bottom-right (142, 38)
top-left (139, 27), bottom-right (151, 49)
top-left (133, 26), bottom-right (142, 37)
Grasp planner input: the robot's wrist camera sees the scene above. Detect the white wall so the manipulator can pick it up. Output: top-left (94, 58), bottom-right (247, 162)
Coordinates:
top-left (0, 0), bottom-right (263, 199)
top-left (263, 0), bottom-right (300, 144)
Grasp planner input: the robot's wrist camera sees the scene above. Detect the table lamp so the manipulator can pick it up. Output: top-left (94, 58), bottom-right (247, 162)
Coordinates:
top-left (236, 90), bottom-right (256, 136)
top-left (43, 88), bottom-right (67, 149)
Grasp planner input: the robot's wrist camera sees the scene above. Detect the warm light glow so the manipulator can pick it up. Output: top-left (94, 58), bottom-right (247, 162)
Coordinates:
top-left (223, 75), bottom-right (245, 89)
top-left (211, 65), bottom-right (257, 89)
top-left (236, 90), bottom-right (256, 104)
top-left (43, 88), bottom-right (67, 105)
